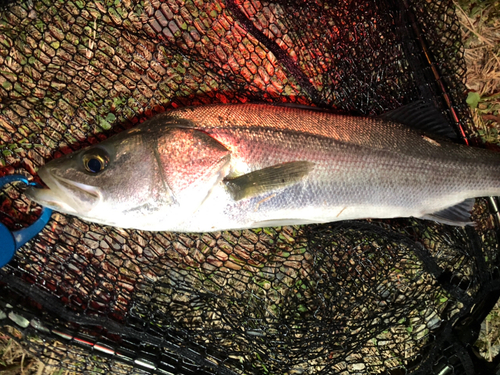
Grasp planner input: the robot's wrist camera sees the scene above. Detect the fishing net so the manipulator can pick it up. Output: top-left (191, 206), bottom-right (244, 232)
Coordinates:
top-left (1, 0), bottom-right (499, 374)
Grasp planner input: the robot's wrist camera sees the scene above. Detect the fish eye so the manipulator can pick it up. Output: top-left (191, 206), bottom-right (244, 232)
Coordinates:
top-left (82, 148), bottom-right (109, 174)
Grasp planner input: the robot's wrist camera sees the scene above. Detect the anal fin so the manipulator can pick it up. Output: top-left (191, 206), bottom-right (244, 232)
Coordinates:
top-left (224, 161), bottom-right (314, 201)
top-left (421, 199), bottom-right (475, 226)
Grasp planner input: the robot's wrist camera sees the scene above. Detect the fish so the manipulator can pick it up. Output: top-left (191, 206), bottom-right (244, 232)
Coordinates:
top-left (24, 103), bottom-right (500, 232)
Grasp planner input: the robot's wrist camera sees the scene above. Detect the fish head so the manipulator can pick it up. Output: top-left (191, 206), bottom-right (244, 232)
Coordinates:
top-left (25, 123), bottom-right (232, 230)
top-left (25, 129), bottom-right (165, 227)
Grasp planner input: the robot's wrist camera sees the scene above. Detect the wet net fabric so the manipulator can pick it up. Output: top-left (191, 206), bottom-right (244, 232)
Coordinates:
top-left (1, 0), bottom-right (500, 374)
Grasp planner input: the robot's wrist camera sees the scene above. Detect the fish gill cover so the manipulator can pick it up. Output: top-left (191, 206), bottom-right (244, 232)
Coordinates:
top-left (0, 0), bottom-right (499, 374)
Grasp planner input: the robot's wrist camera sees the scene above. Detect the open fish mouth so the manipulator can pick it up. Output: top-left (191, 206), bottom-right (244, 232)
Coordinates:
top-left (25, 167), bottom-right (101, 215)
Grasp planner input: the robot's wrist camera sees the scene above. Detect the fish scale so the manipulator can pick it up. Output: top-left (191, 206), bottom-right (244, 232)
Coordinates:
top-left (25, 104), bottom-right (500, 232)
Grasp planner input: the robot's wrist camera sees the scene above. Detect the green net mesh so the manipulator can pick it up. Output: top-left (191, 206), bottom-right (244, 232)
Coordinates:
top-left (1, 0), bottom-right (499, 374)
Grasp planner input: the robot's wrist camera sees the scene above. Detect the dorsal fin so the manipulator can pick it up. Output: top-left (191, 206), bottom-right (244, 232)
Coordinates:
top-left (270, 102), bottom-right (333, 112)
top-left (380, 101), bottom-right (458, 140)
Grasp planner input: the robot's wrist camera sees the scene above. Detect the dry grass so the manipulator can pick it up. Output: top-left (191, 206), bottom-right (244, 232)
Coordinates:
top-left (456, 1), bottom-right (500, 95)
top-left (476, 299), bottom-right (500, 361)
top-left (455, 0), bottom-right (500, 361)
top-left (0, 327), bottom-right (50, 375)
top-left (455, 0), bottom-right (500, 144)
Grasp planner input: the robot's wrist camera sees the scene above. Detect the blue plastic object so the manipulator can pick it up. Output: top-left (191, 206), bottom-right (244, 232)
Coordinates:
top-left (0, 174), bottom-right (52, 268)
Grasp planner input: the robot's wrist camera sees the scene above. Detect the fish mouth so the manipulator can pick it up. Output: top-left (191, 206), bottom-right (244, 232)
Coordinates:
top-left (25, 167), bottom-right (101, 215)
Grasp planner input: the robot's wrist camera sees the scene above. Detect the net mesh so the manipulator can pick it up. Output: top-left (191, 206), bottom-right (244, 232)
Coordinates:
top-left (1, 0), bottom-right (500, 374)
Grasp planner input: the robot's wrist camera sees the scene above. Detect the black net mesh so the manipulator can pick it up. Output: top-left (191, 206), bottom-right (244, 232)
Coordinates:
top-left (1, 0), bottom-right (500, 374)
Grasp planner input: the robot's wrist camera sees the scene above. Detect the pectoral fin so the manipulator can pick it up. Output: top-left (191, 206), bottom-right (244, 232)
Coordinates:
top-left (225, 161), bottom-right (314, 201)
top-left (421, 199), bottom-right (475, 226)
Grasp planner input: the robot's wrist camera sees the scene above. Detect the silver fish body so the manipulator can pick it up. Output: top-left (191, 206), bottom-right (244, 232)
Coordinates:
top-left (25, 104), bottom-right (500, 232)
